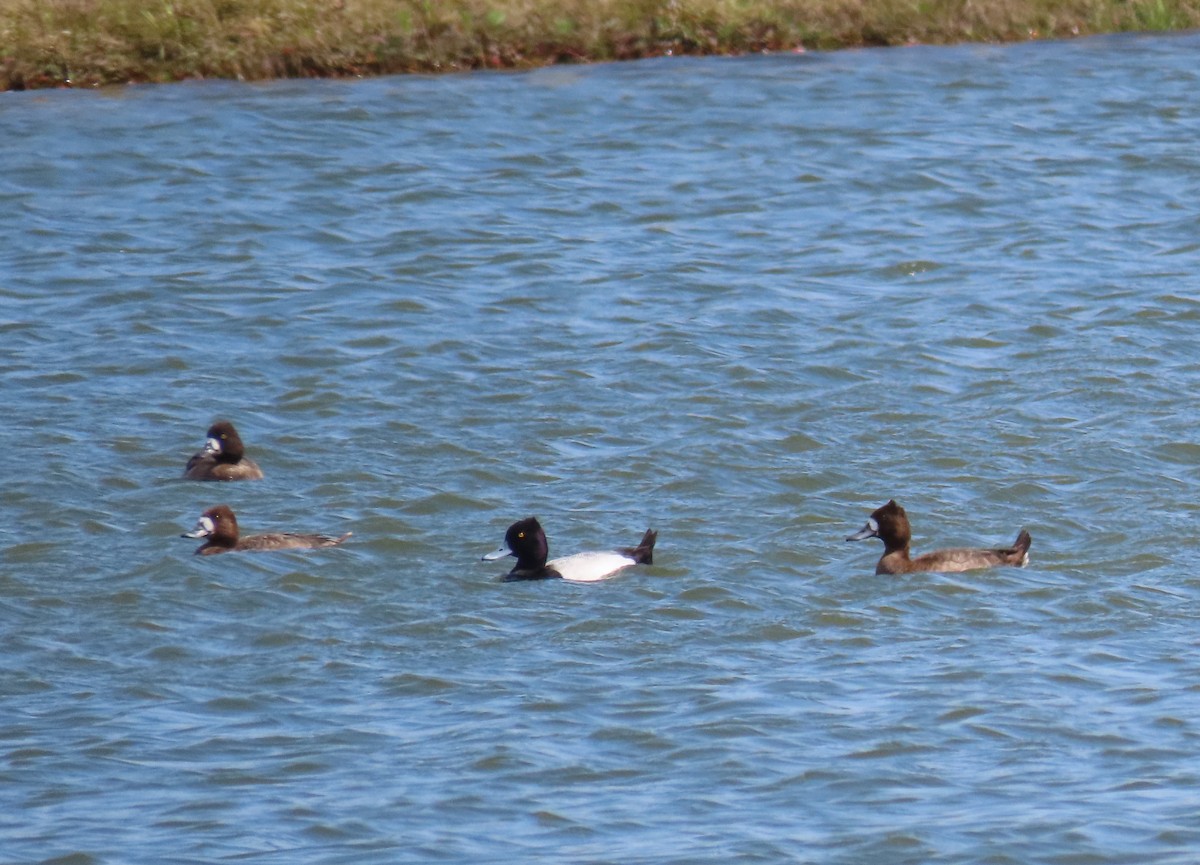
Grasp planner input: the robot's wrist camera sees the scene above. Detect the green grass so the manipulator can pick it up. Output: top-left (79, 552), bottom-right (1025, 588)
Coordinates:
top-left (2, 0), bottom-right (1198, 90)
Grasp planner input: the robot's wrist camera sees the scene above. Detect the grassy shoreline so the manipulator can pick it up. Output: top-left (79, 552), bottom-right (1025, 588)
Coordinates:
top-left (2, 0), bottom-right (1198, 91)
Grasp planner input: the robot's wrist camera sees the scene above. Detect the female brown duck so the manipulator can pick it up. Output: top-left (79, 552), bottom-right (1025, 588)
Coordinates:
top-left (184, 420), bottom-right (264, 481)
top-left (182, 505), bottom-right (350, 555)
top-left (847, 499), bottom-right (1030, 575)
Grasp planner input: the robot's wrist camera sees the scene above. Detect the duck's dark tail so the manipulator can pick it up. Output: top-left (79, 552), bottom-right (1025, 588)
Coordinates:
top-left (621, 529), bottom-right (657, 565)
top-left (1004, 529), bottom-right (1031, 566)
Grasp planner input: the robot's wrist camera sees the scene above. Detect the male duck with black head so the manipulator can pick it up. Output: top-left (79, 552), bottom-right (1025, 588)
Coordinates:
top-left (847, 499), bottom-right (1030, 575)
top-left (182, 504), bottom-right (350, 555)
top-left (184, 420), bottom-right (264, 481)
top-left (483, 517), bottom-right (657, 582)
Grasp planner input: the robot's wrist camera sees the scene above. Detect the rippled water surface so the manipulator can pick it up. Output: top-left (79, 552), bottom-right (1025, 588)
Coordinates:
top-left (4, 32), bottom-right (1200, 864)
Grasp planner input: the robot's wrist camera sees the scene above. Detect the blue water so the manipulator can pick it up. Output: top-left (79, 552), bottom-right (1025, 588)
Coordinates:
top-left (4, 32), bottom-right (1200, 864)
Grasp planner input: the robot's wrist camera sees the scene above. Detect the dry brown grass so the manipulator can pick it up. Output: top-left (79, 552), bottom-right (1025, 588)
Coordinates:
top-left (1, 0), bottom-right (1197, 89)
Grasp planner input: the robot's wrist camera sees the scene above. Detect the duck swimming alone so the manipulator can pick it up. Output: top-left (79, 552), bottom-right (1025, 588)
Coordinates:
top-left (184, 420), bottom-right (264, 481)
top-left (182, 504), bottom-right (350, 555)
top-left (847, 499), bottom-right (1030, 575)
top-left (483, 516), bottom-right (657, 582)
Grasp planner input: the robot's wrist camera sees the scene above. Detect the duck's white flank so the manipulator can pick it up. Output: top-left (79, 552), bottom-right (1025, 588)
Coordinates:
top-left (548, 551), bottom-right (638, 582)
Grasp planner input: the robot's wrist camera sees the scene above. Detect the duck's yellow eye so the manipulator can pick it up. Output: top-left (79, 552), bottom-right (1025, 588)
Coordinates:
top-left (518, 532), bottom-right (525, 539)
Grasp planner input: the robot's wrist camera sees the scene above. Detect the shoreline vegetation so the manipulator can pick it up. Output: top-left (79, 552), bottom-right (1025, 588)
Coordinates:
top-left (2, 0), bottom-right (1198, 91)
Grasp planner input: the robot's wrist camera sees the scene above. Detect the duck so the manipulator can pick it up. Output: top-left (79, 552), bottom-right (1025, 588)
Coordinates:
top-left (847, 499), bottom-right (1030, 575)
top-left (184, 420), bottom-right (264, 481)
top-left (181, 504), bottom-right (350, 556)
top-left (483, 516), bottom-right (657, 582)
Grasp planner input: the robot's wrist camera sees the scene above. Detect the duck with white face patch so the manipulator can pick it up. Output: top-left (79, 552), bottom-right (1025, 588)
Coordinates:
top-left (847, 499), bottom-right (1030, 575)
top-left (183, 420), bottom-right (264, 481)
top-left (182, 504), bottom-right (350, 556)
